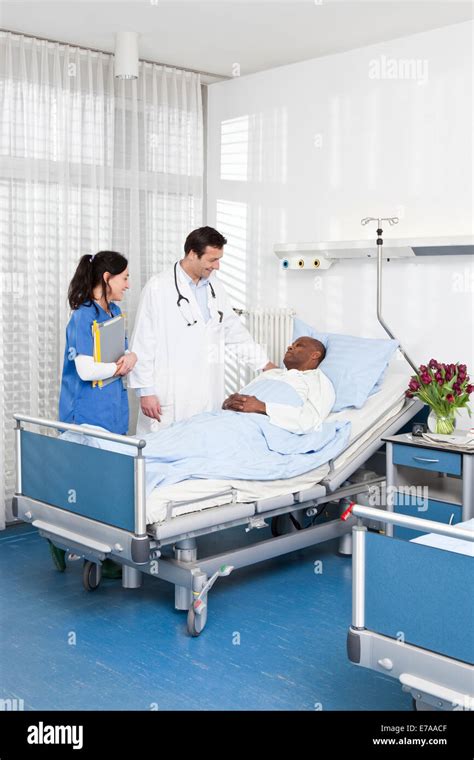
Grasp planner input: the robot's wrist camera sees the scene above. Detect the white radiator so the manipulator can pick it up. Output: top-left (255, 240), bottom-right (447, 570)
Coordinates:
top-left (225, 308), bottom-right (295, 392)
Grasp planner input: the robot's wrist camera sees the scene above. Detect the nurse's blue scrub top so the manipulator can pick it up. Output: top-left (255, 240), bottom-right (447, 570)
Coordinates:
top-left (59, 301), bottom-right (129, 434)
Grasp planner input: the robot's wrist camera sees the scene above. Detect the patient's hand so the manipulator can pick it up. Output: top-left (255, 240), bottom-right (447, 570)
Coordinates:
top-left (222, 394), bottom-right (266, 415)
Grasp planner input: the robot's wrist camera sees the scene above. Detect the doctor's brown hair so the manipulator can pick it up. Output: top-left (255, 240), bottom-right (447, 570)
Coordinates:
top-left (184, 226), bottom-right (227, 257)
top-left (68, 251), bottom-right (128, 312)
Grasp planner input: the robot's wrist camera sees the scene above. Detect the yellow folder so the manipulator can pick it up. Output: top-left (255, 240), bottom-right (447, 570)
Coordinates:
top-left (92, 315), bottom-right (126, 388)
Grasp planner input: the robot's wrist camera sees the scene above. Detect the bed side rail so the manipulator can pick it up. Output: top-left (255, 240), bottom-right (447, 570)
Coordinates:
top-left (324, 397), bottom-right (422, 487)
top-left (13, 415), bottom-right (149, 563)
top-left (13, 414), bottom-right (146, 451)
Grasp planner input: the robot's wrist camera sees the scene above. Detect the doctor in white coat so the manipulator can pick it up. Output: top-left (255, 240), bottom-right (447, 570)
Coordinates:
top-left (129, 226), bottom-right (275, 434)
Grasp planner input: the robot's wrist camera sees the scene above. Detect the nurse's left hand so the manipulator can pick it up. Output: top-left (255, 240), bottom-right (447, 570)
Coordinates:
top-left (115, 352), bottom-right (138, 376)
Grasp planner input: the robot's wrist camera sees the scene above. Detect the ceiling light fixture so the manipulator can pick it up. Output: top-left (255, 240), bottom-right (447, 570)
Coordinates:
top-left (114, 32), bottom-right (139, 80)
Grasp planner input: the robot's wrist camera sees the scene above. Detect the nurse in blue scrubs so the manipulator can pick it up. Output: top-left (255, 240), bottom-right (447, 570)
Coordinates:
top-left (59, 250), bottom-right (136, 433)
top-left (51, 250), bottom-right (137, 574)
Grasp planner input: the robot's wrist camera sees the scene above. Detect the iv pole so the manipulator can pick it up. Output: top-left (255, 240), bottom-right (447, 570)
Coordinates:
top-left (360, 216), bottom-right (418, 373)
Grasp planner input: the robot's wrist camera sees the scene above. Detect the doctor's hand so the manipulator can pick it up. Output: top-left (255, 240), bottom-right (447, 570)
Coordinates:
top-left (222, 394), bottom-right (267, 415)
top-left (262, 362), bottom-right (278, 371)
top-left (140, 395), bottom-right (162, 421)
top-left (114, 352), bottom-right (138, 376)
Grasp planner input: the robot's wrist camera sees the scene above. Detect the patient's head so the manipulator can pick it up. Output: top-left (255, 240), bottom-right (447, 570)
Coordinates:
top-left (283, 337), bottom-right (326, 371)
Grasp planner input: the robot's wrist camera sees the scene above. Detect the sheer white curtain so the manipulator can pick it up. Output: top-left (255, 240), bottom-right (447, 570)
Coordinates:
top-left (0, 31), bottom-right (203, 528)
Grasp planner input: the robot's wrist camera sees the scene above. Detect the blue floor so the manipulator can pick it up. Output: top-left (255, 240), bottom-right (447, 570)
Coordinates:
top-left (0, 523), bottom-right (410, 711)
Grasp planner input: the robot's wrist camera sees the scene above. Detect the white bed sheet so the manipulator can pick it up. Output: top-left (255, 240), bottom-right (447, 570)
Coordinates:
top-left (328, 362), bottom-right (412, 471)
top-left (411, 519), bottom-right (474, 557)
top-left (146, 360), bottom-right (413, 524)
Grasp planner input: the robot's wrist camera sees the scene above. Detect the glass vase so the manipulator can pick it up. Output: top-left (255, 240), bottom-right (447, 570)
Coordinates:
top-left (427, 409), bottom-right (456, 435)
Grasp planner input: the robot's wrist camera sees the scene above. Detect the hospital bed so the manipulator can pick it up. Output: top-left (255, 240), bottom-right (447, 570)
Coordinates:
top-left (347, 504), bottom-right (474, 711)
top-left (12, 365), bottom-right (422, 636)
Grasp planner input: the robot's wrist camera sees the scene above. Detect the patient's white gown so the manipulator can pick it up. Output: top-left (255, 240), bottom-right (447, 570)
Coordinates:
top-left (244, 367), bottom-right (335, 435)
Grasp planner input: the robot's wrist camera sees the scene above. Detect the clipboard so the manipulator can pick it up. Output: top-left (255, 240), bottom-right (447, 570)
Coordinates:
top-left (92, 314), bottom-right (126, 388)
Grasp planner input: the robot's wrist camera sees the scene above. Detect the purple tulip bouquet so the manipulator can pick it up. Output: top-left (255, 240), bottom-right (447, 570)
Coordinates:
top-left (406, 360), bottom-right (473, 434)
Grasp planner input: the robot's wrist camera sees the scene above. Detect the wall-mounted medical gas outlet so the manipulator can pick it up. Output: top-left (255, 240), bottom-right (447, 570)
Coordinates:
top-left (278, 254), bottom-right (333, 270)
top-left (274, 236), bottom-right (474, 269)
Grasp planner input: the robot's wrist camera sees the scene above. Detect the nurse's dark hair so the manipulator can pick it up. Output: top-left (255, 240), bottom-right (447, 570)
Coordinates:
top-left (184, 226), bottom-right (227, 257)
top-left (68, 251), bottom-right (128, 311)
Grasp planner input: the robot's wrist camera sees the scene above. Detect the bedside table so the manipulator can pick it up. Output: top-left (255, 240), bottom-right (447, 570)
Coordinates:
top-left (383, 433), bottom-right (474, 540)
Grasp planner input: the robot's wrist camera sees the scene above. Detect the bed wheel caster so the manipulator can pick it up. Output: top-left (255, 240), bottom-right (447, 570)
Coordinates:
top-left (338, 533), bottom-right (353, 557)
top-left (186, 566), bottom-right (231, 635)
top-left (83, 560), bottom-right (101, 592)
top-left (187, 606), bottom-right (204, 637)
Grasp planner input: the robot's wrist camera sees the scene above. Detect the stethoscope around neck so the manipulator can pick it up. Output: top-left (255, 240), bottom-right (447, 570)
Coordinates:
top-left (174, 261), bottom-right (222, 327)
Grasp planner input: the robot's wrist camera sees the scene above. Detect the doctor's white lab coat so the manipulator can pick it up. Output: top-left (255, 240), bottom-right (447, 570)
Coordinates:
top-left (129, 264), bottom-right (269, 434)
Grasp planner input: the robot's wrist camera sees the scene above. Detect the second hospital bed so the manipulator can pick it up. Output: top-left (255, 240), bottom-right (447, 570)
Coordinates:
top-left (13, 362), bottom-right (422, 636)
top-left (347, 505), bottom-right (474, 711)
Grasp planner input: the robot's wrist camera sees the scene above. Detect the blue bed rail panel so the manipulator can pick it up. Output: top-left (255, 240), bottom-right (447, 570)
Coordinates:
top-left (21, 430), bottom-right (135, 532)
top-left (365, 532), bottom-right (474, 664)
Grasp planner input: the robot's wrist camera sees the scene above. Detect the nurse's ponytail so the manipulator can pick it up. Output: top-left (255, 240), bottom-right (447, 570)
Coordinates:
top-left (68, 251), bottom-right (128, 311)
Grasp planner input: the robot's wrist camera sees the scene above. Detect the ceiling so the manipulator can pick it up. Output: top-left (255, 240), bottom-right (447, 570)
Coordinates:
top-left (1, 0), bottom-right (472, 82)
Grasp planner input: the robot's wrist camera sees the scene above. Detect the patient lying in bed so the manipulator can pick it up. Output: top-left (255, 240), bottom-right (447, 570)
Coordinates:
top-left (61, 336), bottom-right (349, 494)
top-left (223, 337), bottom-right (335, 435)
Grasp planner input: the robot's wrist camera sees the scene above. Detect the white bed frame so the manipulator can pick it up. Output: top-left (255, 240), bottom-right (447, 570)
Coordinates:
top-left (13, 397), bottom-right (421, 636)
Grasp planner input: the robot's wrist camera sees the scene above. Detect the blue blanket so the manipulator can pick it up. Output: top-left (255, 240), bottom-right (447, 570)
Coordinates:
top-left (62, 411), bottom-right (351, 495)
top-left (239, 377), bottom-right (304, 405)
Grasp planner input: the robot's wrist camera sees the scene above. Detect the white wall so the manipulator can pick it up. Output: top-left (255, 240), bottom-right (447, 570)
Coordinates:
top-left (207, 21), bottom-right (474, 424)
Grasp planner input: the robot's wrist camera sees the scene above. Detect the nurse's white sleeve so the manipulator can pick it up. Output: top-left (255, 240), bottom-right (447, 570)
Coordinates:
top-left (219, 286), bottom-right (269, 370)
top-left (128, 282), bottom-right (157, 390)
top-left (264, 372), bottom-right (335, 434)
top-left (74, 355), bottom-right (117, 382)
